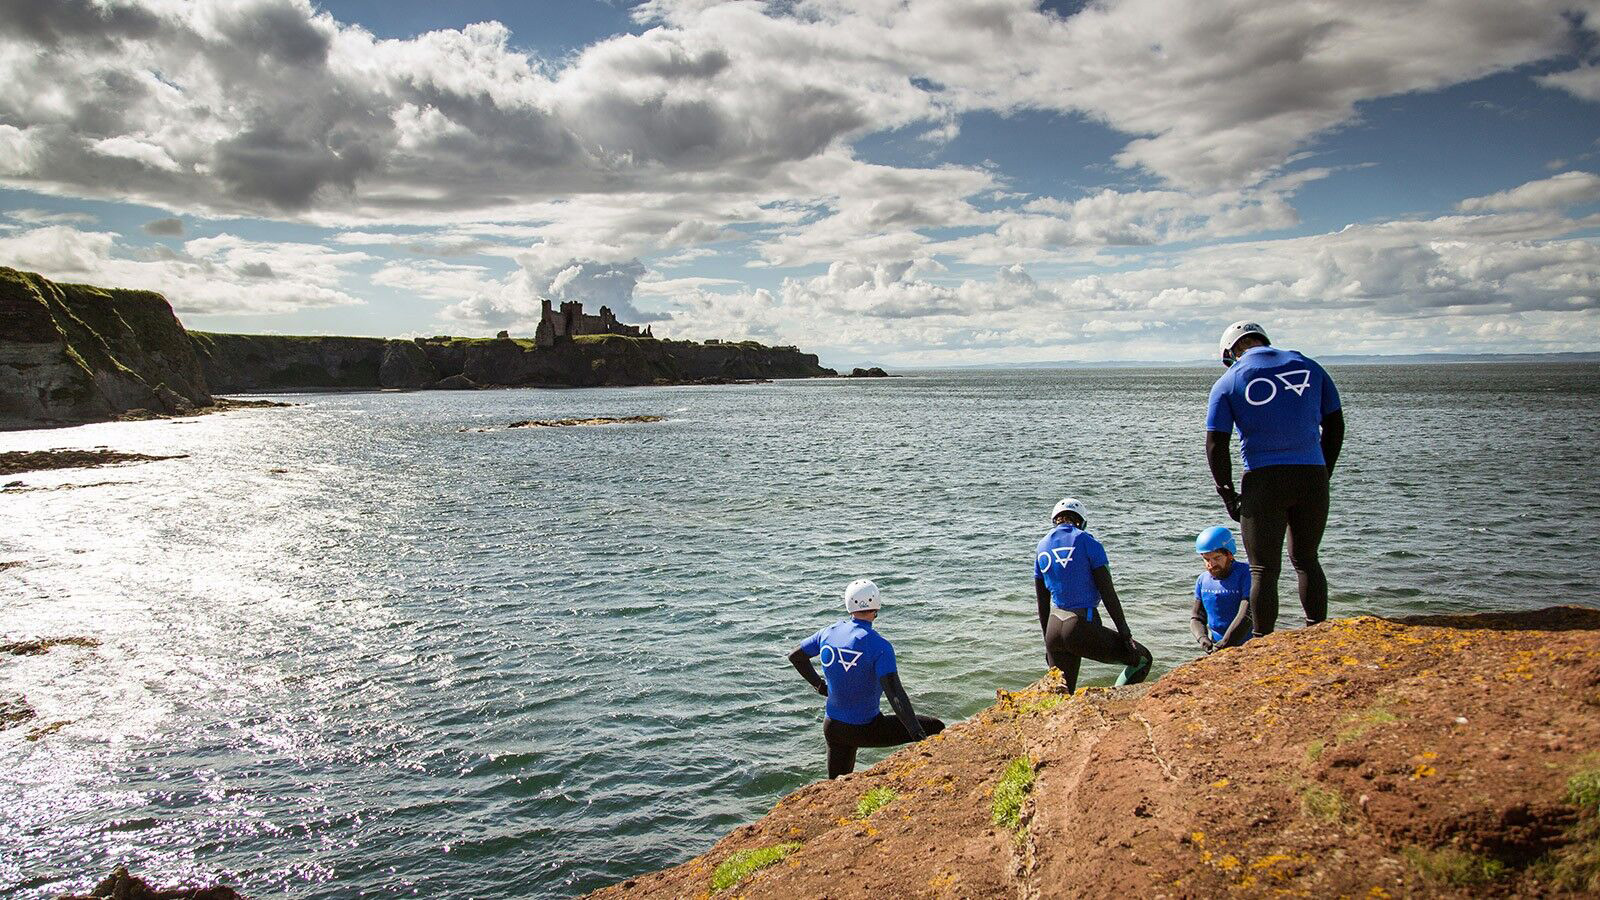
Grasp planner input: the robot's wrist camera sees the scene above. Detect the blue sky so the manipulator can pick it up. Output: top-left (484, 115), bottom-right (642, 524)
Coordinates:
top-left (1, 0), bottom-right (1597, 366)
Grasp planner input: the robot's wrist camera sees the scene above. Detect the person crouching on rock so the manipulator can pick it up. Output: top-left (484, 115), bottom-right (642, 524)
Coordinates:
top-left (1034, 498), bottom-right (1154, 691)
top-left (1191, 525), bottom-right (1252, 654)
top-left (788, 579), bottom-right (944, 779)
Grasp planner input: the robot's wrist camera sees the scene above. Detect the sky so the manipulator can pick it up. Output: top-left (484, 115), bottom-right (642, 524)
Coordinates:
top-left (1, 0), bottom-right (1598, 367)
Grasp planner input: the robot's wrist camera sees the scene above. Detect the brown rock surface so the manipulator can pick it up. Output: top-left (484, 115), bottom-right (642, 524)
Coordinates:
top-left (54, 867), bottom-right (244, 899)
top-left (589, 607), bottom-right (1600, 898)
top-left (0, 449), bottom-right (186, 476)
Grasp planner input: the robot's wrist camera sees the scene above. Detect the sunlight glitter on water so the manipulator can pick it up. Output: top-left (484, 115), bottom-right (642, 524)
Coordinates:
top-left (3, 366), bottom-right (1599, 898)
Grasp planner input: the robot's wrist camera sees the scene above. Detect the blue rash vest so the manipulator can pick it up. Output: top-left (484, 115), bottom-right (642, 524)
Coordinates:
top-left (799, 618), bottom-right (898, 726)
top-left (1195, 563), bottom-right (1252, 643)
top-left (1205, 346), bottom-right (1341, 471)
top-left (1034, 524), bottom-right (1110, 621)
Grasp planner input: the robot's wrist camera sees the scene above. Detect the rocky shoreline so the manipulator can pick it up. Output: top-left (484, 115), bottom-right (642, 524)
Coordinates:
top-left (589, 607), bottom-right (1600, 898)
top-left (13, 607), bottom-right (1597, 897)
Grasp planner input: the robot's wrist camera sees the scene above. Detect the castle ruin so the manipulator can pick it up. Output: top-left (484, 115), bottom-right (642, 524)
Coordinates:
top-left (533, 299), bottom-right (652, 347)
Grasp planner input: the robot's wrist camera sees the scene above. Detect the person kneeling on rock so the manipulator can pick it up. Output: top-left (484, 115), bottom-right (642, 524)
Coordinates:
top-left (1191, 525), bottom-right (1252, 654)
top-left (1034, 498), bottom-right (1154, 691)
top-left (788, 579), bottom-right (944, 779)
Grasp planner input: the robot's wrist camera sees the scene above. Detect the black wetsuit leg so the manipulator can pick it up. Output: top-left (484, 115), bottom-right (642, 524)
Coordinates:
top-left (824, 714), bottom-right (946, 778)
top-left (1044, 608), bottom-right (1139, 692)
top-left (1241, 465), bottom-right (1330, 635)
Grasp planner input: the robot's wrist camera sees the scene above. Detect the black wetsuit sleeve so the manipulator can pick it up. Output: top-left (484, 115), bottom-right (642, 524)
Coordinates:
top-left (1091, 565), bottom-right (1132, 638)
top-left (1190, 598), bottom-right (1210, 645)
top-left (788, 645), bottom-right (826, 695)
top-left (1321, 409), bottom-right (1345, 477)
top-left (1206, 430), bottom-right (1234, 491)
top-left (1206, 430), bottom-right (1241, 520)
top-left (1215, 594), bottom-right (1249, 647)
top-left (879, 672), bottom-right (927, 741)
top-left (1035, 576), bottom-right (1052, 635)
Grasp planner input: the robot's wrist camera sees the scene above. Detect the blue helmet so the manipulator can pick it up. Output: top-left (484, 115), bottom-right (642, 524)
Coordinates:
top-left (1195, 525), bottom-right (1237, 555)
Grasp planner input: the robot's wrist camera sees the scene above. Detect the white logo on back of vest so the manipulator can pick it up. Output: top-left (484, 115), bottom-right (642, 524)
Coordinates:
top-left (1037, 545), bottom-right (1076, 572)
top-left (1276, 369), bottom-right (1311, 396)
top-left (1244, 369), bottom-right (1313, 406)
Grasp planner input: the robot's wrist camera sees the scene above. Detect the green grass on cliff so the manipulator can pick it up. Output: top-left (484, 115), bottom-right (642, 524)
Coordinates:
top-left (1300, 783), bottom-right (1343, 821)
top-left (991, 756), bottom-right (1035, 832)
top-left (1568, 758), bottom-right (1600, 811)
top-left (854, 786), bottom-right (897, 819)
top-left (1403, 846), bottom-right (1506, 886)
top-left (710, 842), bottom-right (800, 893)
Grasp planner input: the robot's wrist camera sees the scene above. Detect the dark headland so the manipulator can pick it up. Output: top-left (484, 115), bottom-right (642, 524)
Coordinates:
top-left (0, 266), bottom-right (835, 430)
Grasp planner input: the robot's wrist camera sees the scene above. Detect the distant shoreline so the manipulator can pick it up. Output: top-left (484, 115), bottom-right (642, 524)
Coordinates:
top-left (907, 351), bottom-right (1600, 371)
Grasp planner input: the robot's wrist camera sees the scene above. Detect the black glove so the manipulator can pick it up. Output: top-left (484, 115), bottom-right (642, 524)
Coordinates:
top-left (1120, 631), bottom-right (1138, 659)
top-left (1217, 484), bottom-right (1241, 521)
top-left (814, 680), bottom-right (828, 697)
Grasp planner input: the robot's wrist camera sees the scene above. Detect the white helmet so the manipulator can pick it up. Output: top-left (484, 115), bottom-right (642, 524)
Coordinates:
top-left (843, 579), bottom-right (882, 612)
top-left (1218, 320), bottom-right (1269, 366)
top-left (1051, 497), bottom-right (1088, 526)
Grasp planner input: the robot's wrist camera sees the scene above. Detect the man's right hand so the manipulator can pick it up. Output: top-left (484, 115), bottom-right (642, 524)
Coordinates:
top-left (1217, 484), bottom-right (1242, 521)
top-left (814, 681), bottom-right (828, 697)
top-left (1198, 636), bottom-right (1216, 653)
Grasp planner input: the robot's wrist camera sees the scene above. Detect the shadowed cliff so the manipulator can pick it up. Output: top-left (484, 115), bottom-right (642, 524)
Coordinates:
top-left (190, 332), bottom-right (835, 392)
top-left (0, 267), bottom-right (212, 428)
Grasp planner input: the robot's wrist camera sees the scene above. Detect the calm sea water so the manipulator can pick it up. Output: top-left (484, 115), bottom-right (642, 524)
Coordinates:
top-left (2, 364), bottom-right (1597, 898)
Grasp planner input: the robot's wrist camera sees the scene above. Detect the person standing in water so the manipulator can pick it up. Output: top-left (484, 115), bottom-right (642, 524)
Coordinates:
top-left (788, 579), bottom-right (944, 779)
top-left (1191, 525), bottom-right (1251, 653)
top-left (1206, 321), bottom-right (1344, 637)
top-left (1034, 498), bottom-right (1154, 691)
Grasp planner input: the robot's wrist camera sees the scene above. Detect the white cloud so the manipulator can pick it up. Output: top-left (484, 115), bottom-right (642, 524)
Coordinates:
top-left (0, 0), bottom-right (1596, 357)
top-left (0, 225), bottom-right (367, 315)
top-left (1538, 63), bottom-right (1600, 102)
top-left (646, 207), bottom-right (1600, 362)
top-left (436, 258), bottom-right (655, 332)
top-left (1458, 171), bottom-right (1600, 211)
top-left (2, 0), bottom-right (1588, 221)
top-left (90, 135), bottom-right (183, 172)
top-left (6, 208), bottom-right (99, 226)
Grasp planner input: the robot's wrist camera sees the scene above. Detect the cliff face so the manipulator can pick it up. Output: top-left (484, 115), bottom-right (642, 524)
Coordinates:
top-left (189, 333), bottom-right (432, 392)
top-left (591, 607), bottom-right (1600, 898)
top-left (193, 333), bottom-right (834, 391)
top-left (0, 267), bottom-right (211, 429)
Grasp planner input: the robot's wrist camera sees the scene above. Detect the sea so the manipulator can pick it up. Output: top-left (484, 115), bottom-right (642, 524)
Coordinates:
top-left (2, 363), bottom-right (1597, 898)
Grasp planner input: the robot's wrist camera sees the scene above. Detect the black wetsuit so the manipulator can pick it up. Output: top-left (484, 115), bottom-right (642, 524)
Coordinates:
top-left (1208, 414), bottom-right (1343, 635)
top-left (788, 648), bottom-right (944, 778)
top-left (1035, 566), bottom-right (1148, 692)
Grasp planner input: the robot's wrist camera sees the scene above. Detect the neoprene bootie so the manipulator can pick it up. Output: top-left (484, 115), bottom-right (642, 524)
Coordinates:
top-left (1115, 647), bottom-right (1153, 687)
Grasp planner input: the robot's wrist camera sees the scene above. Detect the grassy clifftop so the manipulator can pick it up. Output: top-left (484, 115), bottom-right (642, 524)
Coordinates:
top-left (591, 607), bottom-right (1600, 898)
top-left (0, 267), bottom-right (211, 427)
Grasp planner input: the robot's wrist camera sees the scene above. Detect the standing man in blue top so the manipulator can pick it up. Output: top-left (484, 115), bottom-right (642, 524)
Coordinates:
top-left (1190, 525), bottom-right (1251, 653)
top-left (1034, 498), bottom-right (1154, 692)
top-left (788, 579), bottom-right (944, 779)
top-left (1206, 321), bottom-right (1345, 637)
